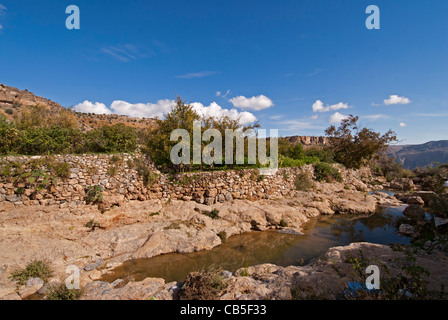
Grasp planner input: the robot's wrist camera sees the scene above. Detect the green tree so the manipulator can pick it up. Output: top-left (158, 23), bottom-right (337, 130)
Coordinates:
top-left (325, 115), bottom-right (397, 169)
top-left (144, 96), bottom-right (201, 171)
top-left (0, 115), bottom-right (20, 154)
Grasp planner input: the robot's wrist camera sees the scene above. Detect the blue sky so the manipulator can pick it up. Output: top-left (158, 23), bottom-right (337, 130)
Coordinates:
top-left (0, 0), bottom-right (447, 144)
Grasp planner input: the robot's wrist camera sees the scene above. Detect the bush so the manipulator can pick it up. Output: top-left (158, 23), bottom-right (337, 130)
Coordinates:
top-left (8, 259), bottom-right (53, 286)
top-left (46, 283), bottom-right (82, 300)
top-left (304, 146), bottom-right (334, 163)
top-left (281, 156), bottom-right (305, 168)
top-left (85, 185), bottom-right (103, 204)
top-left (131, 157), bottom-right (159, 186)
top-left (179, 266), bottom-right (227, 300)
top-left (203, 209), bottom-right (220, 220)
top-left (313, 163), bottom-right (343, 183)
top-left (217, 231), bottom-right (227, 243)
top-left (49, 161), bottom-right (71, 179)
top-left (294, 172), bottom-right (314, 191)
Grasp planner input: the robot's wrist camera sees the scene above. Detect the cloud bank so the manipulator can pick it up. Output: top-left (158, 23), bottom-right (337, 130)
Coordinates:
top-left (73, 99), bottom-right (257, 125)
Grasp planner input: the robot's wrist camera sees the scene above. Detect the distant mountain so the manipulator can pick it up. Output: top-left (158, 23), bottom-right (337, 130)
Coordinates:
top-left (388, 140), bottom-right (448, 169)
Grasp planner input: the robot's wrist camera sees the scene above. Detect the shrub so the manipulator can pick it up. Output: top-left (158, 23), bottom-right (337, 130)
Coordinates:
top-left (85, 185), bottom-right (103, 204)
top-left (131, 157), bottom-right (159, 186)
top-left (280, 156), bottom-right (305, 168)
top-left (179, 266), bottom-right (227, 300)
top-left (5, 109), bottom-right (13, 115)
top-left (107, 165), bottom-right (119, 177)
top-left (8, 259), bottom-right (53, 286)
top-left (313, 163), bottom-right (343, 183)
top-left (304, 146), bottom-right (334, 163)
top-left (203, 209), bottom-right (220, 220)
top-left (49, 161), bottom-right (71, 179)
top-left (294, 172), bottom-right (314, 191)
top-left (279, 219), bottom-right (288, 227)
top-left (85, 219), bottom-right (101, 231)
top-left (217, 231), bottom-right (227, 243)
top-left (46, 283), bottom-right (82, 300)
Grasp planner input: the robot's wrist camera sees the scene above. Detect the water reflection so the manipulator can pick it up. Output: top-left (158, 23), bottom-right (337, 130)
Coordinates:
top-left (101, 205), bottom-right (411, 283)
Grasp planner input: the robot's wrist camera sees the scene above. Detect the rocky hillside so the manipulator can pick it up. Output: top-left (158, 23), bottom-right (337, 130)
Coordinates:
top-left (284, 135), bottom-right (330, 146)
top-left (0, 84), bottom-right (157, 132)
top-left (388, 140), bottom-right (448, 169)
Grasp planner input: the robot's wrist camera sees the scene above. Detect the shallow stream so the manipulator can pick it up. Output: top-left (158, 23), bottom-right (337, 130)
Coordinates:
top-left (101, 203), bottom-right (411, 283)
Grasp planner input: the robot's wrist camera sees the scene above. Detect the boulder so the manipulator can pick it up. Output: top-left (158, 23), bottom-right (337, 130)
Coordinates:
top-left (407, 196), bottom-right (425, 205)
top-left (411, 191), bottom-right (438, 205)
top-left (403, 205), bottom-right (426, 220)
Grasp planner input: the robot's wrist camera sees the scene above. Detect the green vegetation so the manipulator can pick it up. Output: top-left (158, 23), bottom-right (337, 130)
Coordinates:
top-left (45, 283), bottom-right (83, 300)
top-left (85, 219), bottom-right (102, 231)
top-left (130, 156), bottom-right (159, 186)
top-left (202, 209), bottom-right (220, 220)
top-left (325, 115), bottom-right (397, 169)
top-left (279, 219), bottom-right (288, 227)
top-left (0, 104), bottom-right (138, 156)
top-left (179, 266), bottom-right (228, 300)
top-left (342, 249), bottom-right (432, 300)
top-left (85, 185), bottom-right (103, 204)
top-left (217, 231), bottom-right (227, 243)
top-left (313, 162), bottom-right (343, 183)
top-left (294, 172), bottom-right (314, 191)
top-left (8, 260), bottom-right (53, 286)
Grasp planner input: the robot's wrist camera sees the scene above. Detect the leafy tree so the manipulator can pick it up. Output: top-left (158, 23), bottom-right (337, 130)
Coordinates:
top-left (84, 124), bottom-right (137, 153)
top-left (144, 96), bottom-right (201, 171)
top-left (325, 115), bottom-right (397, 169)
top-left (0, 115), bottom-right (20, 154)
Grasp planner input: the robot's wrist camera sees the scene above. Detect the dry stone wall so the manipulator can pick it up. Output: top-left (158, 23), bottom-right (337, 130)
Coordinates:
top-left (0, 154), bottom-right (368, 208)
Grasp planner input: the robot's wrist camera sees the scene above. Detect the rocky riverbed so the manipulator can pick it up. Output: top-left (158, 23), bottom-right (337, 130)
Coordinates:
top-left (0, 174), bottom-right (445, 300)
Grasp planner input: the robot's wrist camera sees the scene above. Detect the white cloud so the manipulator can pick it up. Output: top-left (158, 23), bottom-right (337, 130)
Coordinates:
top-left (191, 102), bottom-right (257, 125)
top-left (73, 101), bottom-right (112, 115)
top-left (312, 100), bottom-right (350, 113)
top-left (73, 99), bottom-right (257, 125)
top-left (228, 95), bottom-right (274, 111)
top-left (0, 4), bottom-right (6, 15)
top-left (384, 95), bottom-right (411, 105)
top-left (399, 122), bottom-right (407, 127)
top-left (176, 71), bottom-right (218, 79)
top-left (110, 100), bottom-right (175, 119)
top-left (216, 91), bottom-right (221, 97)
top-left (329, 112), bottom-right (349, 124)
top-left (311, 115), bottom-right (319, 120)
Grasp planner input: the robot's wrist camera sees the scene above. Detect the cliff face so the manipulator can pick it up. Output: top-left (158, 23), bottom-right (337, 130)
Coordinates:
top-left (284, 135), bottom-right (330, 146)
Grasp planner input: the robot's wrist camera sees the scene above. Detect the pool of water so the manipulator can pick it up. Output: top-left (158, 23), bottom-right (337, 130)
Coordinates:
top-left (101, 205), bottom-right (411, 283)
